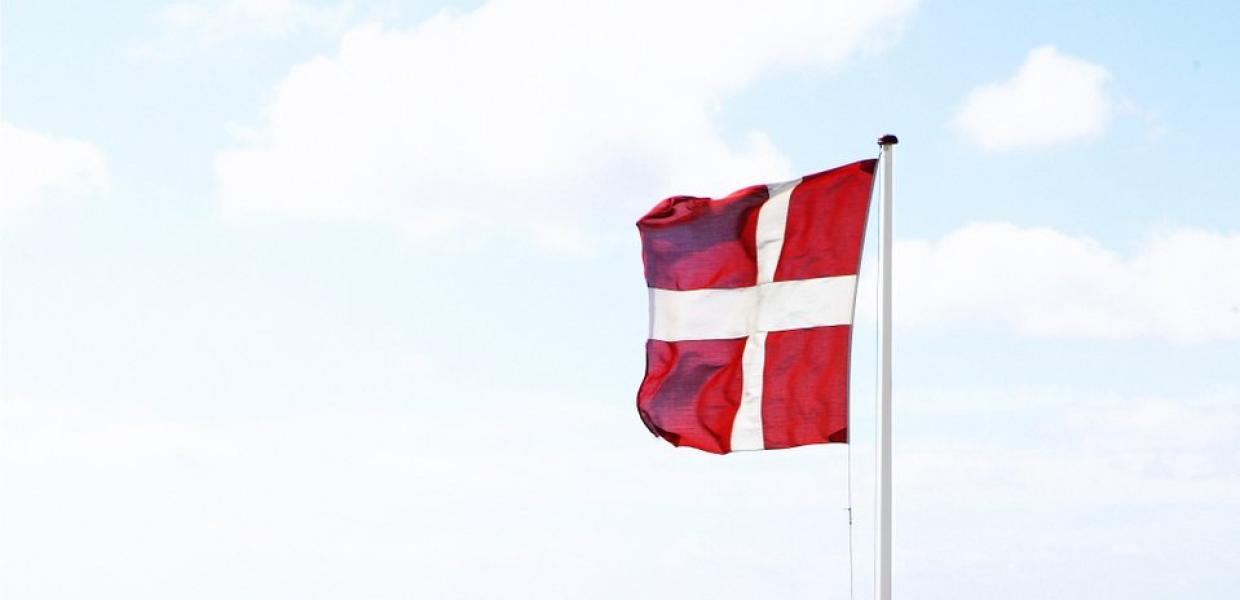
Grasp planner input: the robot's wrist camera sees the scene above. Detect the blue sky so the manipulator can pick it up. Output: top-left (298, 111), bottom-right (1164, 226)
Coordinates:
top-left (3, 1), bottom-right (1238, 598)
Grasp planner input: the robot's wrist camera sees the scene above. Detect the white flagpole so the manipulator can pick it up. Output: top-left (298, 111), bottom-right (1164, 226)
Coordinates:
top-left (876, 134), bottom-right (898, 600)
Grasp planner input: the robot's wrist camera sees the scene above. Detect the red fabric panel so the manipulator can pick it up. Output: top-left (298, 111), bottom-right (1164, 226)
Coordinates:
top-left (636, 184), bottom-right (767, 290)
top-left (637, 338), bottom-right (746, 454)
top-left (774, 159), bottom-right (876, 281)
top-left (760, 326), bottom-right (851, 448)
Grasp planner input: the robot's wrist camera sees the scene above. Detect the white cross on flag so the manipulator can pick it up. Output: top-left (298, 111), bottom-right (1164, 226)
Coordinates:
top-left (636, 160), bottom-right (876, 454)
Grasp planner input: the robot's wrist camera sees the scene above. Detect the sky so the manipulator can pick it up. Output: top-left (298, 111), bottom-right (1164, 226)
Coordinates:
top-left (2, 1), bottom-right (1239, 598)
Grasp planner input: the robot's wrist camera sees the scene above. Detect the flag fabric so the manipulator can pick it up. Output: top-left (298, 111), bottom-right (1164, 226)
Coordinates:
top-left (636, 159), bottom-right (877, 454)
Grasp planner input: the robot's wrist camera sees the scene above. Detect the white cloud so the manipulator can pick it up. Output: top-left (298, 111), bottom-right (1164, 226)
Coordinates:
top-left (891, 388), bottom-right (1240, 598)
top-left (0, 393), bottom-right (855, 598)
top-left (5, 385), bottom-right (1237, 599)
top-left (858, 222), bottom-right (1240, 342)
top-left (397, 352), bottom-right (436, 376)
top-left (152, 0), bottom-right (354, 45)
top-left (215, 0), bottom-right (919, 253)
top-left (0, 122), bottom-right (110, 227)
top-left (951, 45), bottom-right (1111, 151)
top-left (898, 394), bottom-right (1240, 517)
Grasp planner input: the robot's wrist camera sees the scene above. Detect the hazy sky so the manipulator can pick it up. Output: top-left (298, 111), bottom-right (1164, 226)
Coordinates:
top-left (3, 1), bottom-right (1238, 598)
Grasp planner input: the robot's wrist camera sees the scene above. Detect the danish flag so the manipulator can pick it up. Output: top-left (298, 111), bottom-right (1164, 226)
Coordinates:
top-left (636, 160), bottom-right (877, 454)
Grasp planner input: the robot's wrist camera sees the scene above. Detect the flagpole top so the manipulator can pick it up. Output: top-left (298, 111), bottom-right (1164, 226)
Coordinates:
top-left (877, 134), bottom-right (899, 146)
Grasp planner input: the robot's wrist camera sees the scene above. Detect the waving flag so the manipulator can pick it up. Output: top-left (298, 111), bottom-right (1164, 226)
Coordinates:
top-left (636, 160), bottom-right (877, 454)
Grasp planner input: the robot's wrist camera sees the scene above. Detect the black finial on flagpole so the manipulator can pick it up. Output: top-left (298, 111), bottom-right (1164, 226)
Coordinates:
top-left (877, 134), bottom-right (899, 146)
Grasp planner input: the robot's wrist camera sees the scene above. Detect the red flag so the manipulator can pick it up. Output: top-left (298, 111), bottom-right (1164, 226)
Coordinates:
top-left (636, 159), bottom-right (876, 453)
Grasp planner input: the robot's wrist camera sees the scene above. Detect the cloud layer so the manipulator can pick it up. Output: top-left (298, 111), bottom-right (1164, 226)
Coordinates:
top-left (860, 222), bottom-right (1240, 342)
top-left (951, 45), bottom-right (1111, 151)
top-left (0, 122), bottom-right (109, 227)
top-left (215, 0), bottom-right (918, 253)
top-left (159, 0), bottom-right (352, 43)
top-left (5, 385), bottom-right (1236, 599)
